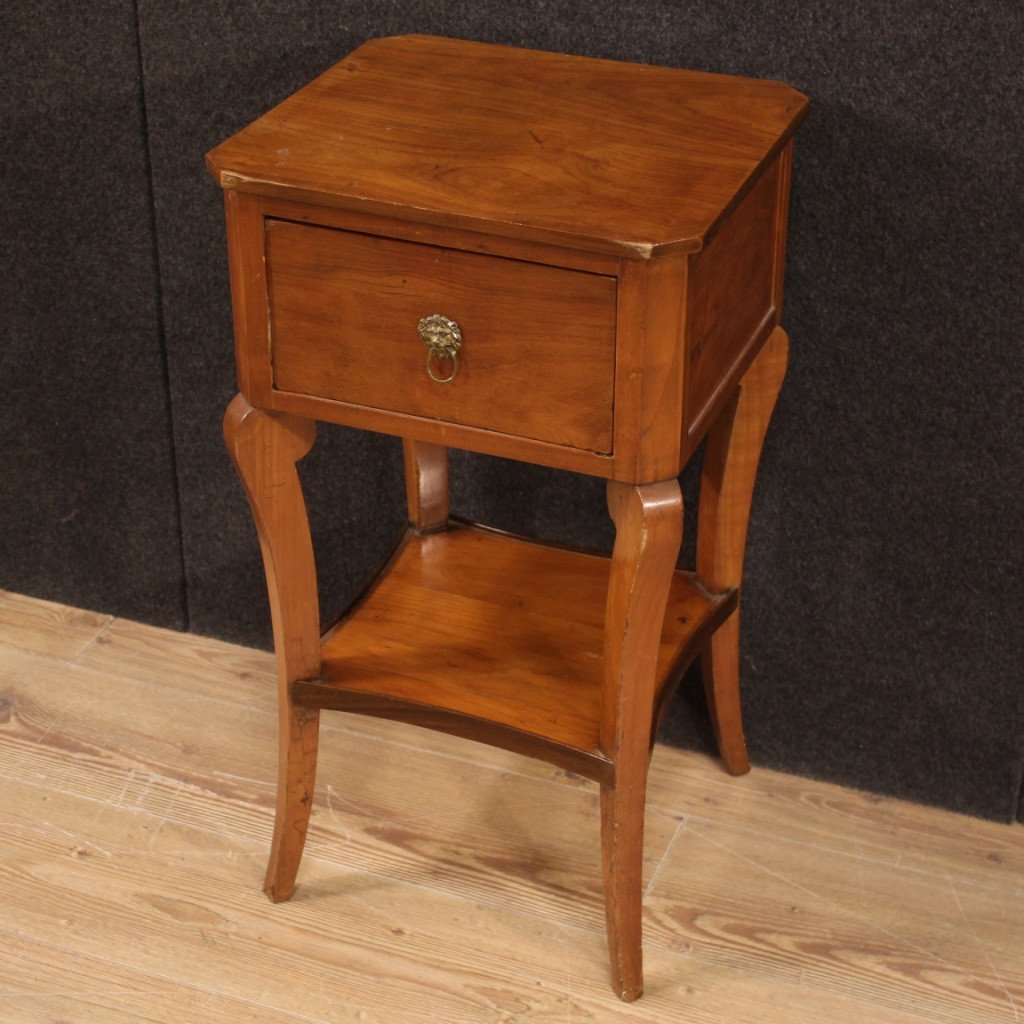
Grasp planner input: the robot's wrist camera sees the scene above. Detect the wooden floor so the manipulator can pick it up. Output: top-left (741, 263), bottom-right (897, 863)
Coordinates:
top-left (1, 589), bottom-right (1021, 1024)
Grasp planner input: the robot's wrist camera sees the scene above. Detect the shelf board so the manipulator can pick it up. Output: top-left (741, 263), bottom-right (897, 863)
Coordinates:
top-left (294, 523), bottom-right (735, 782)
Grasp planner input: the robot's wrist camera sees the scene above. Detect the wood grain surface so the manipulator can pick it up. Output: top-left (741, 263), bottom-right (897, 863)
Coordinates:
top-left (2, 588), bottom-right (1021, 1023)
top-left (684, 151), bottom-right (781, 444)
top-left (301, 523), bottom-right (731, 782)
top-left (223, 396), bottom-right (321, 902)
top-left (402, 438), bottom-right (449, 532)
top-left (599, 480), bottom-right (685, 999)
top-left (696, 326), bottom-right (790, 775)
top-left (266, 218), bottom-right (617, 452)
top-left (207, 35), bottom-right (808, 258)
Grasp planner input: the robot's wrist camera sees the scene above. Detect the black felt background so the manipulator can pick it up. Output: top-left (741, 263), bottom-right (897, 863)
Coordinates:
top-left (3, 2), bottom-right (1022, 821)
top-left (0, 1), bottom-right (185, 625)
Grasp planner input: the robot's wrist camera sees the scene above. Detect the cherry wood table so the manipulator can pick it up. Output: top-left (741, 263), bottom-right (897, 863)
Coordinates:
top-left (208, 34), bottom-right (807, 1001)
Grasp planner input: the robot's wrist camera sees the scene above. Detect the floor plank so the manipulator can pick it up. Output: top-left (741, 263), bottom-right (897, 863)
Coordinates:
top-left (645, 818), bottom-right (1023, 1024)
top-left (0, 653), bottom-right (678, 934)
top-left (0, 589), bottom-right (111, 661)
top-left (645, 749), bottom-right (1024, 894)
top-left (1, 929), bottom-right (320, 1024)
top-left (0, 596), bottom-right (1021, 1023)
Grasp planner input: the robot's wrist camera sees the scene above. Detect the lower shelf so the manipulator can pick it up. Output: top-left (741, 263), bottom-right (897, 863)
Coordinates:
top-left (293, 522), bottom-right (735, 782)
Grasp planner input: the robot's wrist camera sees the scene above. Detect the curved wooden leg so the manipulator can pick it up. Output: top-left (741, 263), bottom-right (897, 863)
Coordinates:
top-left (265, 703), bottom-right (320, 901)
top-left (601, 479), bottom-right (683, 1001)
top-left (696, 326), bottom-right (789, 775)
top-left (402, 438), bottom-right (449, 532)
top-left (223, 394), bottom-right (321, 902)
top-left (700, 614), bottom-right (747, 774)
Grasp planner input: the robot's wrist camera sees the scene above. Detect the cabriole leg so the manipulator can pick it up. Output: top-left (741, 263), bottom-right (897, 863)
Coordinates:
top-left (223, 394), bottom-right (321, 901)
top-left (601, 479), bottom-right (684, 1000)
top-left (696, 326), bottom-right (789, 775)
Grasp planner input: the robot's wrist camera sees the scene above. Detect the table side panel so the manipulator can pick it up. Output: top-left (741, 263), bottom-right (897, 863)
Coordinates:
top-left (682, 150), bottom-right (786, 452)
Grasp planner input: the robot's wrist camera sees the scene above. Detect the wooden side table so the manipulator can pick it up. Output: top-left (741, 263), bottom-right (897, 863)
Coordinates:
top-left (208, 35), bottom-right (807, 1001)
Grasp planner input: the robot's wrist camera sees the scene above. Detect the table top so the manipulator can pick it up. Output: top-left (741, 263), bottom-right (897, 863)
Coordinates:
top-left (207, 34), bottom-right (808, 258)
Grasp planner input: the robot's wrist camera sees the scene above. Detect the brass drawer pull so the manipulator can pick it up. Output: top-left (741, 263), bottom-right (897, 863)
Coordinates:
top-left (418, 314), bottom-right (462, 383)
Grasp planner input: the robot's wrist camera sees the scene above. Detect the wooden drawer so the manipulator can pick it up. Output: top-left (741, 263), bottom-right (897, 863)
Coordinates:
top-left (265, 220), bottom-right (618, 453)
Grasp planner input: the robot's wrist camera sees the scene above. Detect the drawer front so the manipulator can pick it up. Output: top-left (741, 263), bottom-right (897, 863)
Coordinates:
top-left (265, 220), bottom-right (617, 452)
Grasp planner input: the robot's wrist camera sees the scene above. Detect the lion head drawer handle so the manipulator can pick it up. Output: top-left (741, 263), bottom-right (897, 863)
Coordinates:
top-left (418, 314), bottom-right (462, 384)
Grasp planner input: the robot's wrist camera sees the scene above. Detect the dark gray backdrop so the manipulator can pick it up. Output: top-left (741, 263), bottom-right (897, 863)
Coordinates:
top-left (3, 2), bottom-right (1022, 822)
